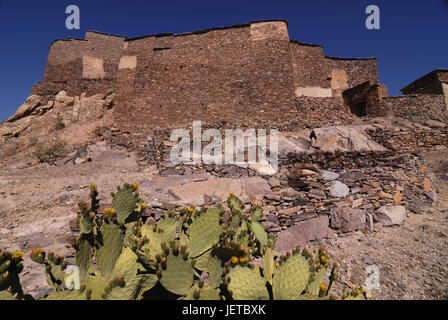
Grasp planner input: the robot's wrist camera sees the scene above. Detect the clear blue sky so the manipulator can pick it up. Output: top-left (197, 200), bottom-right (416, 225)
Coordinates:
top-left (1, 0), bottom-right (447, 121)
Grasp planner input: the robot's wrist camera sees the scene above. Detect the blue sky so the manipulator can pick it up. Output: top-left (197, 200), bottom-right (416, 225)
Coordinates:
top-left (0, 0), bottom-right (447, 121)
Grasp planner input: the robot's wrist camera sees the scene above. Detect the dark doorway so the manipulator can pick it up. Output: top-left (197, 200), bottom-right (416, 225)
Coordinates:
top-left (350, 101), bottom-right (367, 117)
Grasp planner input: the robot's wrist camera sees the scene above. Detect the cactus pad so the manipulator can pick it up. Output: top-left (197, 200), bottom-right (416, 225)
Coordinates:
top-left (262, 247), bottom-right (275, 285)
top-left (95, 218), bottom-right (125, 277)
top-left (272, 253), bottom-right (310, 300)
top-left (112, 184), bottom-right (141, 223)
top-left (185, 283), bottom-right (220, 300)
top-left (159, 245), bottom-right (194, 296)
top-left (189, 207), bottom-right (223, 257)
top-left (250, 221), bottom-right (268, 247)
top-left (226, 265), bottom-right (269, 300)
top-left (307, 266), bottom-right (327, 296)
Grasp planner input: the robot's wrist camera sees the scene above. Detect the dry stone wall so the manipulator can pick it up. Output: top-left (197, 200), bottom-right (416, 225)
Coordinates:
top-left (30, 20), bottom-right (383, 132)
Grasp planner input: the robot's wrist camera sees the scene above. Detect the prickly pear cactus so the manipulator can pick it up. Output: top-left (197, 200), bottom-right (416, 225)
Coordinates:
top-left (0, 249), bottom-right (27, 300)
top-left (272, 250), bottom-right (310, 300)
top-left (30, 249), bottom-right (68, 291)
top-left (249, 220), bottom-right (268, 247)
top-left (95, 209), bottom-right (126, 277)
top-left (262, 247), bottom-right (275, 285)
top-left (250, 205), bottom-right (264, 220)
top-left (224, 265), bottom-right (269, 300)
top-left (25, 184), bottom-right (365, 301)
top-left (111, 183), bottom-right (144, 224)
top-left (157, 240), bottom-right (195, 296)
top-left (184, 281), bottom-right (220, 300)
top-left (227, 193), bottom-right (244, 213)
top-left (188, 207), bottom-right (223, 257)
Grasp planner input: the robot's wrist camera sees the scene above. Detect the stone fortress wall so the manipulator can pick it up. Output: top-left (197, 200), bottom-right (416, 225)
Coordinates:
top-left (30, 20), bottom-right (447, 131)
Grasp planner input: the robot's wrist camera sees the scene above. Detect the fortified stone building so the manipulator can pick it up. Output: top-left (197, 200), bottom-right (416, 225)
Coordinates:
top-left (31, 20), bottom-right (448, 131)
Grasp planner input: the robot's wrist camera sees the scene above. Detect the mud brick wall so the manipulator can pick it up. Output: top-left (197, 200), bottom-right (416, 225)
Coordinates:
top-left (380, 94), bottom-right (448, 122)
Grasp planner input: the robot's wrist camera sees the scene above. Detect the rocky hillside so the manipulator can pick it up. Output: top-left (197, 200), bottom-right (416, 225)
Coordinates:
top-left (0, 92), bottom-right (447, 299)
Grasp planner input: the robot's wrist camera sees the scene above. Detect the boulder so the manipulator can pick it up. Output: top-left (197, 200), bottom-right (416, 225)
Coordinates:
top-left (330, 207), bottom-right (366, 232)
top-left (376, 205), bottom-right (406, 227)
top-left (275, 216), bottom-right (329, 253)
top-left (167, 176), bottom-right (270, 206)
top-left (310, 126), bottom-right (388, 153)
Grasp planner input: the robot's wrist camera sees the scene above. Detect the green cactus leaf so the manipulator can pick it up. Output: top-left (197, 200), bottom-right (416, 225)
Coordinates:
top-left (135, 274), bottom-right (159, 299)
top-left (262, 247), bottom-right (275, 285)
top-left (207, 253), bottom-right (223, 288)
top-left (307, 266), bottom-right (327, 296)
top-left (250, 221), bottom-right (268, 247)
top-left (39, 289), bottom-right (86, 300)
top-left (112, 185), bottom-right (140, 223)
top-left (157, 216), bottom-right (179, 242)
top-left (45, 262), bottom-right (66, 291)
top-left (124, 221), bottom-right (137, 245)
top-left (0, 290), bottom-right (15, 300)
top-left (229, 213), bottom-right (242, 229)
top-left (267, 235), bottom-right (277, 250)
top-left (112, 247), bottom-right (142, 280)
top-left (140, 224), bottom-right (165, 260)
top-left (226, 265), bottom-right (269, 300)
top-left (95, 220), bottom-right (125, 277)
top-left (110, 248), bottom-right (158, 299)
top-left (189, 207), bottom-right (223, 257)
top-left (134, 250), bottom-right (155, 271)
top-left (185, 284), bottom-right (220, 300)
top-left (250, 205), bottom-right (264, 220)
top-left (83, 275), bottom-right (109, 300)
top-left (75, 233), bottom-right (94, 277)
top-left (273, 254), bottom-right (310, 300)
top-left (227, 194), bottom-right (244, 212)
top-left (106, 273), bottom-right (158, 300)
top-left (194, 250), bottom-right (211, 272)
top-left (159, 248), bottom-right (194, 296)
top-left (79, 215), bottom-right (94, 234)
